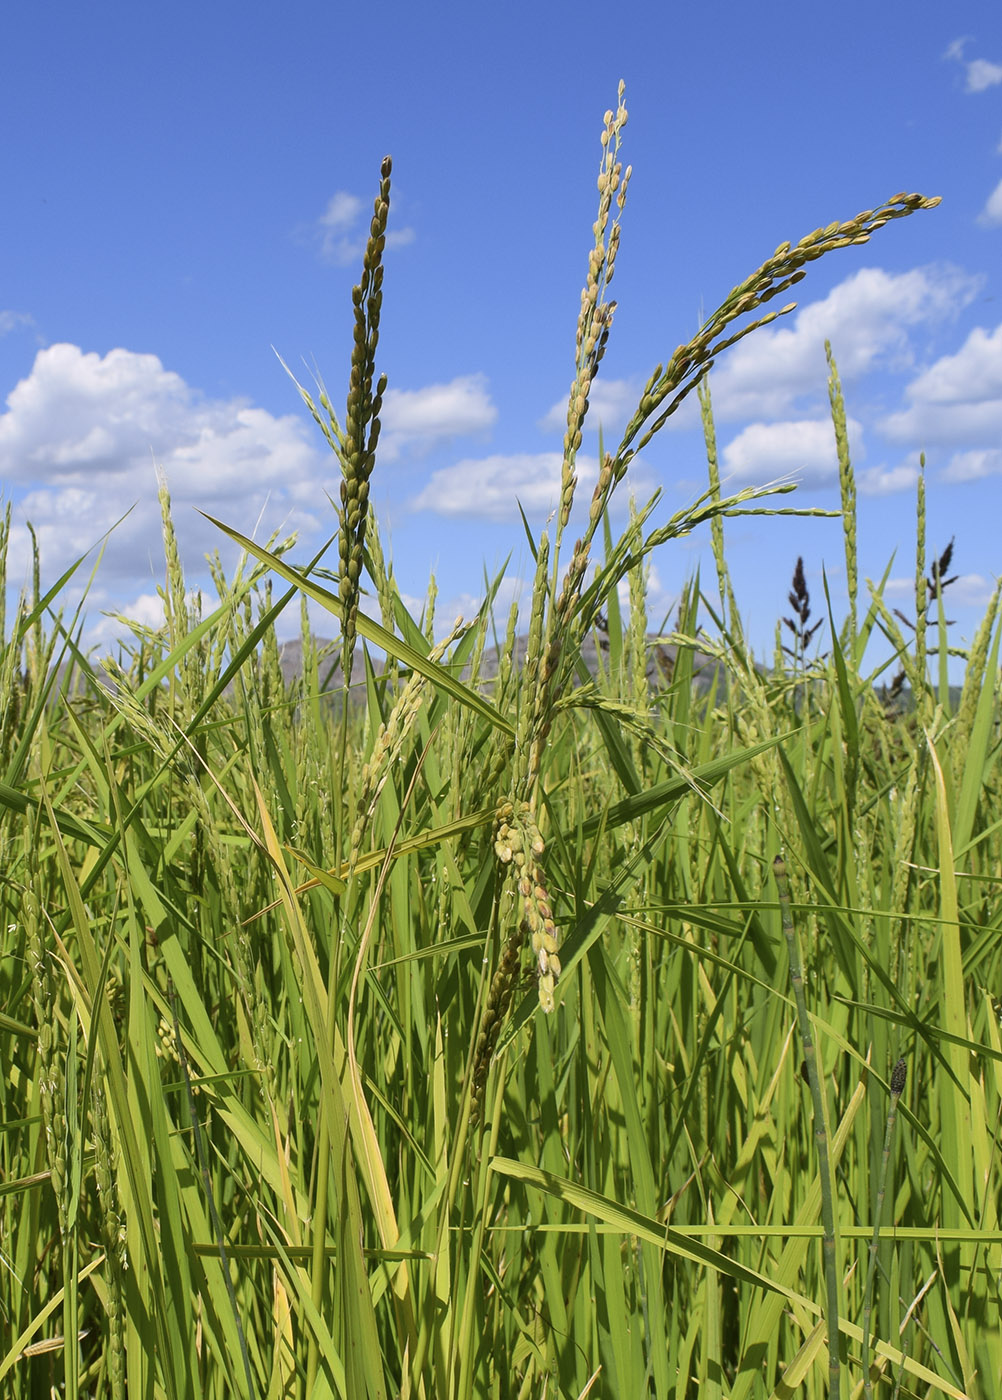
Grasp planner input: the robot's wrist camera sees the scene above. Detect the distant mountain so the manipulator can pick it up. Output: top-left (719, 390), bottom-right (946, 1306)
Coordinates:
top-left (276, 634), bottom-right (751, 698)
top-left (276, 636), bottom-right (964, 713)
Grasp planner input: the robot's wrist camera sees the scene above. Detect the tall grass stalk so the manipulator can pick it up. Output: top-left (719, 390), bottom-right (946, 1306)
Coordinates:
top-left (862, 1057), bottom-right (907, 1400)
top-left (826, 340), bottom-right (857, 659)
top-left (774, 855), bottom-right (843, 1400)
top-left (699, 376), bottom-right (742, 648)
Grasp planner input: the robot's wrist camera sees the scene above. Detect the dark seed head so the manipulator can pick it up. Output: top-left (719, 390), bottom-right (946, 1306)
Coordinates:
top-left (890, 1058), bottom-right (907, 1097)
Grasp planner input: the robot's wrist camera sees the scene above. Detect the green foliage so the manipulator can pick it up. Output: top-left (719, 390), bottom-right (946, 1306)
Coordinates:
top-left (3, 86), bottom-right (997, 1400)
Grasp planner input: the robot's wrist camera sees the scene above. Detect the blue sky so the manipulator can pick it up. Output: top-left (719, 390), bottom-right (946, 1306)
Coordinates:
top-left (2, 2), bottom-right (1000, 677)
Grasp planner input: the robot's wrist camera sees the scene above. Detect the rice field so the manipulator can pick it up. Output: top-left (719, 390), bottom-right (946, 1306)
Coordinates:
top-left (1, 86), bottom-right (999, 1399)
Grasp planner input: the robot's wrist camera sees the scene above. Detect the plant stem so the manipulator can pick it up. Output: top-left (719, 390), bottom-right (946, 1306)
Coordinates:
top-left (862, 1058), bottom-right (907, 1400)
top-left (774, 854), bottom-right (842, 1400)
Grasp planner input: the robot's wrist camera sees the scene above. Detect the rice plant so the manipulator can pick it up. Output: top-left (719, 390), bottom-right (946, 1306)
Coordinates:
top-left (2, 83), bottom-right (998, 1400)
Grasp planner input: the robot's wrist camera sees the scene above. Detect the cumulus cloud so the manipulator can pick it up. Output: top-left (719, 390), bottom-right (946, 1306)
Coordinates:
top-left (879, 321), bottom-right (1002, 445)
top-left (538, 377), bottom-right (640, 435)
top-left (380, 374), bottom-right (497, 460)
top-left (942, 446), bottom-right (1002, 481)
top-left (944, 38), bottom-right (1002, 92)
top-left (978, 178), bottom-right (1002, 227)
top-left (966, 58), bottom-right (1002, 93)
top-left (948, 574), bottom-right (998, 607)
top-left (309, 189), bottom-right (415, 266)
top-left (0, 344), bottom-right (320, 492)
top-left (0, 347), bottom-right (516, 600)
top-left (317, 192), bottom-right (362, 253)
top-left (708, 266), bottom-right (979, 420)
top-left (0, 343), bottom-right (329, 587)
top-left (85, 590), bottom-right (170, 648)
top-left (857, 462), bottom-right (922, 496)
top-left (719, 416), bottom-right (863, 488)
top-left (411, 452), bottom-right (598, 521)
top-left (884, 572), bottom-right (995, 608)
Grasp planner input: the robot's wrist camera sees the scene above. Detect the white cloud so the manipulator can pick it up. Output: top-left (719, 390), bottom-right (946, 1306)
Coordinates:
top-left (949, 574), bottom-right (997, 607)
top-left (884, 568), bottom-right (996, 613)
top-left (943, 39), bottom-right (1002, 92)
top-left (880, 322), bottom-right (1002, 444)
top-left (967, 58), bottom-right (1002, 93)
top-left (857, 462), bottom-right (921, 496)
top-left (0, 344), bottom-right (320, 493)
top-left (708, 266), bottom-right (979, 420)
top-left (310, 189), bottom-right (415, 266)
top-left (87, 591), bottom-right (168, 648)
top-left (720, 416), bottom-right (863, 488)
top-left (319, 190), bottom-right (362, 235)
top-left (0, 343), bottom-right (327, 587)
top-left (886, 572), bottom-right (995, 609)
top-left (538, 377), bottom-right (640, 435)
top-left (882, 576), bottom-right (917, 599)
top-left (978, 177), bottom-right (1002, 227)
top-left (0, 310), bottom-right (34, 337)
top-left (0, 345), bottom-right (514, 606)
top-left (942, 447), bottom-right (1002, 481)
top-left (380, 374), bottom-right (497, 460)
top-left (411, 452), bottom-right (598, 521)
